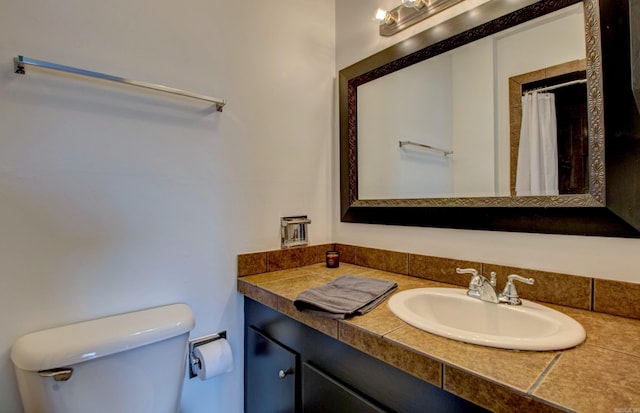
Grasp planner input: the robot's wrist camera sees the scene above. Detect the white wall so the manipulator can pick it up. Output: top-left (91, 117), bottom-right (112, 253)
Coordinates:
top-left (335, 0), bottom-right (493, 71)
top-left (0, 0), bottom-right (334, 412)
top-left (335, 0), bottom-right (640, 283)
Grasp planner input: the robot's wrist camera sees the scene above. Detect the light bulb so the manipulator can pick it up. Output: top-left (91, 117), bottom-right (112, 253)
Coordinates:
top-left (375, 8), bottom-right (397, 24)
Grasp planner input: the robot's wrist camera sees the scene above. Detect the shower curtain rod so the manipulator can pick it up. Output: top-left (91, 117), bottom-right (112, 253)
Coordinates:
top-left (523, 78), bottom-right (587, 95)
top-left (14, 55), bottom-right (226, 112)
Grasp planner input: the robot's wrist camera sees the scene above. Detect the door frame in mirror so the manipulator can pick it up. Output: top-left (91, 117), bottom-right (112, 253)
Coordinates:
top-left (338, 0), bottom-right (640, 237)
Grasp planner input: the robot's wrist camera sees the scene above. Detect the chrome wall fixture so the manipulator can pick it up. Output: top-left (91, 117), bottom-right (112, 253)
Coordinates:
top-left (376, 0), bottom-right (465, 36)
top-left (14, 55), bottom-right (226, 111)
top-left (281, 216), bottom-right (311, 249)
top-left (399, 140), bottom-right (453, 156)
top-left (188, 331), bottom-right (226, 378)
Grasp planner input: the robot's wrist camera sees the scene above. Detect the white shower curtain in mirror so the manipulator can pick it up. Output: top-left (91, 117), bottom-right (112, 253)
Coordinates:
top-left (516, 91), bottom-right (559, 196)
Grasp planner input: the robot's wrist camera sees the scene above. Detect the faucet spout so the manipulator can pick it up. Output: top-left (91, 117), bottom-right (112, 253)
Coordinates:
top-left (456, 268), bottom-right (498, 303)
top-left (476, 279), bottom-right (499, 303)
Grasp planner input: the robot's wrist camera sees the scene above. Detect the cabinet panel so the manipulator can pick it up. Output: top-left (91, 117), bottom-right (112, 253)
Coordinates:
top-left (245, 326), bottom-right (299, 413)
top-left (302, 362), bottom-right (389, 413)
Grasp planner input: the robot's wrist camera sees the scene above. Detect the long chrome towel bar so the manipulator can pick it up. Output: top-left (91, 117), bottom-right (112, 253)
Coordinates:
top-left (14, 55), bottom-right (226, 112)
top-left (399, 140), bottom-right (453, 156)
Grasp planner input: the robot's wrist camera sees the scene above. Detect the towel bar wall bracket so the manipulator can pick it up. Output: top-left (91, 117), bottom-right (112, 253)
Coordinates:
top-left (14, 55), bottom-right (226, 112)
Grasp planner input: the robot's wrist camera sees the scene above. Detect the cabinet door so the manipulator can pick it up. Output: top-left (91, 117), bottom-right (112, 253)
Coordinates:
top-left (245, 326), bottom-right (299, 413)
top-left (302, 362), bottom-right (389, 413)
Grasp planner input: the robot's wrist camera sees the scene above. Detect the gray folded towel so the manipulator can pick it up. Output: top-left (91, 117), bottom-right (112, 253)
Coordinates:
top-left (293, 275), bottom-right (398, 319)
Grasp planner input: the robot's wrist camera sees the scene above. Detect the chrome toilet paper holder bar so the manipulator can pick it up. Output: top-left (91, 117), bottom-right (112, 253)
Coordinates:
top-left (188, 331), bottom-right (226, 379)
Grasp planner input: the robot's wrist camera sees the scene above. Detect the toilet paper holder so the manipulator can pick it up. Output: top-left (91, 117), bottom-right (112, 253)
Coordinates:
top-left (188, 331), bottom-right (226, 379)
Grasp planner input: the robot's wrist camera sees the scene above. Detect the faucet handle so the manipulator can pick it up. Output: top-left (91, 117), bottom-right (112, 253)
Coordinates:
top-left (456, 267), bottom-right (481, 288)
top-left (507, 274), bottom-right (535, 285)
top-left (499, 274), bottom-right (535, 305)
top-left (456, 268), bottom-right (479, 277)
top-left (456, 268), bottom-right (483, 299)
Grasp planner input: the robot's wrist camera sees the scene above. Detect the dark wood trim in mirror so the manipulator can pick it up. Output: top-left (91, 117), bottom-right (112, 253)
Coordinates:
top-left (339, 0), bottom-right (640, 237)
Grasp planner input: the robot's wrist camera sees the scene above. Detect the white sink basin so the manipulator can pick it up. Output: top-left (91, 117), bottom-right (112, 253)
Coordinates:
top-left (388, 288), bottom-right (586, 351)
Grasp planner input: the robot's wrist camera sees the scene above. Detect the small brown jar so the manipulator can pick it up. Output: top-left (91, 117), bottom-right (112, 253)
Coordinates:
top-left (325, 251), bottom-right (340, 268)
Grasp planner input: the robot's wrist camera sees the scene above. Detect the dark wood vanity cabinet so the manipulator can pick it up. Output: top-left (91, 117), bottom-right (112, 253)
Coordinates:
top-left (244, 298), bottom-right (487, 413)
top-left (301, 362), bottom-right (388, 413)
top-left (245, 326), bottom-right (299, 413)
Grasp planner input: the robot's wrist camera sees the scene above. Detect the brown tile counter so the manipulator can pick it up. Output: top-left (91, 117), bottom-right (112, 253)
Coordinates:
top-left (238, 263), bottom-right (640, 413)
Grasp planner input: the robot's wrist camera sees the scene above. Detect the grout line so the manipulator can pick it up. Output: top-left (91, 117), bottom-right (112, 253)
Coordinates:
top-left (406, 253), bottom-right (410, 275)
top-left (590, 278), bottom-right (596, 311)
top-left (381, 324), bottom-right (406, 337)
top-left (528, 352), bottom-right (563, 394)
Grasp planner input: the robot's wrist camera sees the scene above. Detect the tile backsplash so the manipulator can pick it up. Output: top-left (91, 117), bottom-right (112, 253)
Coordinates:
top-left (238, 243), bottom-right (640, 321)
top-left (237, 243), bottom-right (333, 276)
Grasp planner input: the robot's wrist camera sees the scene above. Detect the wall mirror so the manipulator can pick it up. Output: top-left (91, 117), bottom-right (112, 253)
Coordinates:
top-left (339, 0), bottom-right (640, 237)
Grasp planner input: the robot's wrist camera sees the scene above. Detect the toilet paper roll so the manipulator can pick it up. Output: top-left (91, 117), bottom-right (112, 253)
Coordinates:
top-left (194, 338), bottom-right (233, 380)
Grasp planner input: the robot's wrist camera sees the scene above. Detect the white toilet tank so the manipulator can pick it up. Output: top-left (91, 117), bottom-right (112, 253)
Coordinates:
top-left (11, 303), bottom-right (195, 413)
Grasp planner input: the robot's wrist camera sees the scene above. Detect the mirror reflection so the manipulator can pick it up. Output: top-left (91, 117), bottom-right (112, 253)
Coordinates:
top-left (357, 4), bottom-right (586, 199)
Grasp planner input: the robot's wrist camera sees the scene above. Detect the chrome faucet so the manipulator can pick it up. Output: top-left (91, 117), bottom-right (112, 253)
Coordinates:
top-left (456, 268), bottom-right (535, 305)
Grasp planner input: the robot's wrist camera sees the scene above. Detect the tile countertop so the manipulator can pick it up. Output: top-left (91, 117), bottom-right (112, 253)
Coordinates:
top-left (237, 263), bottom-right (640, 413)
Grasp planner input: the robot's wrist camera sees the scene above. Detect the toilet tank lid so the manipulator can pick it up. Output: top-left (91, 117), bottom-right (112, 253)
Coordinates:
top-left (11, 303), bottom-right (195, 371)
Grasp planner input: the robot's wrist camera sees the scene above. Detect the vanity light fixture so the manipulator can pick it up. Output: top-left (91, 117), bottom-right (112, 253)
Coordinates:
top-left (402, 0), bottom-right (427, 8)
top-left (376, 0), bottom-right (465, 36)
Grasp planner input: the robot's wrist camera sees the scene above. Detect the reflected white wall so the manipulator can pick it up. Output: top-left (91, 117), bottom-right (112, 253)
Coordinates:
top-left (358, 54), bottom-right (453, 198)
